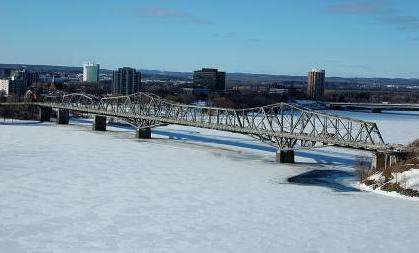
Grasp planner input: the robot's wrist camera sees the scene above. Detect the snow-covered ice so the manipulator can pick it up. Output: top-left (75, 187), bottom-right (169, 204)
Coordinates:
top-left (0, 110), bottom-right (419, 252)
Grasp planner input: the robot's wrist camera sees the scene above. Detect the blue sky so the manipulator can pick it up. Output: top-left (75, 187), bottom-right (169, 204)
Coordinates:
top-left (1, 0), bottom-right (419, 78)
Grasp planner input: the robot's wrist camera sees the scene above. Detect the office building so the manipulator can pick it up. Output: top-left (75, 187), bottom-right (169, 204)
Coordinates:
top-left (83, 62), bottom-right (100, 83)
top-left (0, 79), bottom-right (10, 95)
top-left (0, 69), bottom-right (37, 96)
top-left (307, 69), bottom-right (325, 100)
top-left (193, 68), bottom-right (226, 91)
top-left (0, 78), bottom-right (26, 96)
top-left (112, 67), bottom-right (142, 95)
top-left (11, 69), bottom-right (39, 88)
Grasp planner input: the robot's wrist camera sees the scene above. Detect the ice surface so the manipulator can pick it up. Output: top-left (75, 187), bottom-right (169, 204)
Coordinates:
top-left (0, 110), bottom-right (419, 252)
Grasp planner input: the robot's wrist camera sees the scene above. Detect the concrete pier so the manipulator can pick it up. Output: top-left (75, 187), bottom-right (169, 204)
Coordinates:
top-left (136, 127), bottom-right (152, 139)
top-left (93, 115), bottom-right (107, 131)
top-left (39, 107), bottom-right (52, 122)
top-left (371, 151), bottom-right (409, 171)
top-left (371, 152), bottom-right (387, 171)
top-left (57, 109), bottom-right (69, 125)
top-left (276, 149), bottom-right (295, 163)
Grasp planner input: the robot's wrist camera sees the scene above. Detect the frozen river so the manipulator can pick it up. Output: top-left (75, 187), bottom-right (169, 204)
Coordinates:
top-left (0, 110), bottom-right (419, 252)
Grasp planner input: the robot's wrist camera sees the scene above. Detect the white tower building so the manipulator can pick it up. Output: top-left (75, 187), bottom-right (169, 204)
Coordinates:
top-left (83, 62), bottom-right (100, 83)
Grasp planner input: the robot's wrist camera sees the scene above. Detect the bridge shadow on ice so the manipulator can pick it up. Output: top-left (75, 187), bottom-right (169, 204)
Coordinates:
top-left (3, 117), bottom-right (360, 192)
top-left (152, 128), bottom-right (360, 192)
top-left (71, 118), bottom-right (357, 166)
top-left (152, 129), bottom-right (356, 166)
top-left (7, 117), bottom-right (356, 166)
top-left (287, 170), bottom-right (359, 192)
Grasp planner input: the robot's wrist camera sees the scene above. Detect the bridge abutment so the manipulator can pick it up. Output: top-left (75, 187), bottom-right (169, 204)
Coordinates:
top-left (276, 150), bottom-right (295, 163)
top-left (39, 107), bottom-right (52, 122)
top-left (57, 109), bottom-right (69, 125)
top-left (93, 115), bottom-right (107, 131)
top-left (136, 127), bottom-right (152, 139)
top-left (371, 151), bottom-right (409, 171)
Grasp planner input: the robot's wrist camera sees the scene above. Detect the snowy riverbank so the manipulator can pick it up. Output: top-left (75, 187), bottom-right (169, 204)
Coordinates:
top-left (360, 169), bottom-right (419, 199)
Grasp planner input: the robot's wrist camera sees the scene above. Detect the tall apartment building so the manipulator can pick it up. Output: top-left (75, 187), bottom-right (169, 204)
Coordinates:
top-left (0, 70), bottom-right (38, 96)
top-left (306, 69), bottom-right (325, 100)
top-left (0, 79), bottom-right (10, 95)
top-left (193, 68), bottom-right (226, 91)
top-left (11, 69), bottom-right (39, 88)
top-left (0, 78), bottom-right (26, 96)
top-left (83, 62), bottom-right (100, 83)
top-left (112, 67), bottom-right (142, 95)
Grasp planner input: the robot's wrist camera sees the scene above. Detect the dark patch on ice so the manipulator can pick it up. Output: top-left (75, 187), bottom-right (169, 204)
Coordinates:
top-left (287, 170), bottom-right (359, 192)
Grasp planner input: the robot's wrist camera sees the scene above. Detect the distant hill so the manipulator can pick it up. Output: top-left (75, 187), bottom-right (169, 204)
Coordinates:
top-left (0, 63), bottom-right (82, 74)
top-left (1, 63), bottom-right (418, 86)
top-left (226, 72), bottom-right (419, 86)
top-left (0, 63), bottom-right (192, 80)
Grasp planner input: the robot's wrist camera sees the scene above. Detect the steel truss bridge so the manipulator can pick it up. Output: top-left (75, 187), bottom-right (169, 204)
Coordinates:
top-left (22, 92), bottom-right (391, 152)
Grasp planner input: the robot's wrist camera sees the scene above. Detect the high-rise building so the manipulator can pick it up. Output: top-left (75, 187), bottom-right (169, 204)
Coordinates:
top-left (0, 78), bottom-right (26, 96)
top-left (11, 69), bottom-right (39, 88)
top-left (0, 79), bottom-right (10, 95)
top-left (193, 68), bottom-right (226, 91)
top-left (83, 63), bottom-right (100, 83)
top-left (112, 67), bottom-right (142, 95)
top-left (307, 69), bottom-right (325, 100)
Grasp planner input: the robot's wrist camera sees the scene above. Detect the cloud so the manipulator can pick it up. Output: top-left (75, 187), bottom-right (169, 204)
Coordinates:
top-left (324, 0), bottom-right (419, 31)
top-left (133, 7), bottom-right (212, 25)
top-left (408, 37), bottom-right (419, 42)
top-left (377, 14), bottom-right (419, 30)
top-left (212, 32), bottom-right (235, 38)
top-left (247, 38), bottom-right (262, 43)
top-left (211, 32), bottom-right (262, 43)
top-left (325, 1), bottom-right (384, 14)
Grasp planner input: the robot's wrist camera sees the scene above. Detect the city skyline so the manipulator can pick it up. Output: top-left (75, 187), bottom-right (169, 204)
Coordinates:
top-left (1, 0), bottom-right (419, 78)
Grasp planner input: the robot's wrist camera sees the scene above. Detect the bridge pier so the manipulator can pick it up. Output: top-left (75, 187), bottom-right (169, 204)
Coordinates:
top-left (136, 127), bottom-right (152, 139)
top-left (371, 151), bottom-right (409, 171)
top-left (93, 115), bottom-right (107, 131)
top-left (57, 109), bottom-right (69, 125)
top-left (276, 149), bottom-right (295, 164)
top-left (371, 152), bottom-right (387, 171)
top-left (39, 107), bottom-right (52, 122)
top-left (371, 108), bottom-right (382, 113)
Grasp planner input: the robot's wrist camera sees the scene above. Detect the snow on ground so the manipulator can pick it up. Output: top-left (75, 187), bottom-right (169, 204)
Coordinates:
top-left (360, 169), bottom-right (419, 199)
top-left (0, 110), bottom-right (419, 252)
top-left (397, 169), bottom-right (419, 190)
